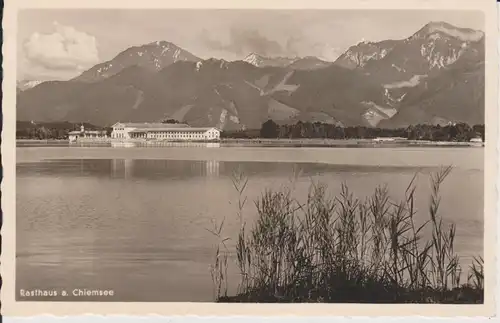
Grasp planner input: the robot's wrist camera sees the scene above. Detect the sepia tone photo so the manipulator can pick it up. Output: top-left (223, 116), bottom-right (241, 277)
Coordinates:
top-left (2, 0), bottom-right (498, 317)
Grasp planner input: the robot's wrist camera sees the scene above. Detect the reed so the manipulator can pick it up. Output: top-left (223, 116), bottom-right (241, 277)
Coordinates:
top-left (208, 166), bottom-right (484, 303)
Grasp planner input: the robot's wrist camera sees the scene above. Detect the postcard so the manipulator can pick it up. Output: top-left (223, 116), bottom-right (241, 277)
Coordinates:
top-left (1, 0), bottom-right (498, 317)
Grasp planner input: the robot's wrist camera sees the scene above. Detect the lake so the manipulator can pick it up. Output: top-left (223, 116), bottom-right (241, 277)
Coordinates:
top-left (16, 145), bottom-right (484, 302)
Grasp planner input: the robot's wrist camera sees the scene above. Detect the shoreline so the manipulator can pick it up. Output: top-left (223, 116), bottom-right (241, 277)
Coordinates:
top-left (16, 138), bottom-right (485, 148)
top-left (221, 138), bottom-right (484, 147)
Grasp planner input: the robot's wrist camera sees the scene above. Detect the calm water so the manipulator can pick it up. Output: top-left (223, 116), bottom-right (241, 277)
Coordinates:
top-left (16, 146), bottom-right (484, 302)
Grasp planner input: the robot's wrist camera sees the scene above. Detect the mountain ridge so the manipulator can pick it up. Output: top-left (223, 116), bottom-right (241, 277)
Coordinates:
top-left (17, 21), bottom-right (485, 130)
top-left (72, 40), bottom-right (201, 83)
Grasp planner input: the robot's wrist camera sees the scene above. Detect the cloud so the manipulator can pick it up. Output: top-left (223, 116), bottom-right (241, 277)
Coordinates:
top-left (200, 28), bottom-right (284, 57)
top-left (200, 27), bottom-right (341, 61)
top-left (284, 30), bottom-right (342, 61)
top-left (23, 22), bottom-right (99, 72)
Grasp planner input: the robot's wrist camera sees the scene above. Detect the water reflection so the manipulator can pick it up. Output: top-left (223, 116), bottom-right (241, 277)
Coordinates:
top-left (17, 159), bottom-right (438, 181)
top-left (206, 160), bottom-right (220, 177)
top-left (109, 159), bottom-right (221, 179)
top-left (111, 159), bottom-right (135, 179)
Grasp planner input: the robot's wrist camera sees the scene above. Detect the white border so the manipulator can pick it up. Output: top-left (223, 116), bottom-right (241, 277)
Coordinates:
top-left (2, 0), bottom-right (498, 318)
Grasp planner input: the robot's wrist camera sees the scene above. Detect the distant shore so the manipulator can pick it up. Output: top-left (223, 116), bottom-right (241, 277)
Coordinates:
top-left (17, 139), bottom-right (69, 143)
top-left (16, 138), bottom-right (484, 147)
top-left (220, 138), bottom-right (484, 147)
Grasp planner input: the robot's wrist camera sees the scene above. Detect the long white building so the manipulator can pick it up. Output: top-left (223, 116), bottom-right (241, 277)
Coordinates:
top-left (111, 122), bottom-right (221, 141)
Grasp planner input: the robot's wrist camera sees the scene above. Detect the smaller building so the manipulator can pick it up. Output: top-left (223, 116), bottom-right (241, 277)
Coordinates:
top-left (68, 125), bottom-right (108, 142)
top-left (470, 137), bottom-right (484, 146)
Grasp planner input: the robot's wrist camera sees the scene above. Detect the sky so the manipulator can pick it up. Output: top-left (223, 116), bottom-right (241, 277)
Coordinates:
top-left (17, 9), bottom-right (484, 81)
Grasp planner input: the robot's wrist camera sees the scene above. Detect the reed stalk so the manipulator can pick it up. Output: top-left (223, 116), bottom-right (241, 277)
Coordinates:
top-left (210, 166), bottom-right (484, 303)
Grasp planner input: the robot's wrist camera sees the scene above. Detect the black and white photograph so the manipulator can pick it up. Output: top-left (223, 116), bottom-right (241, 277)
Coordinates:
top-left (2, 0), bottom-right (498, 317)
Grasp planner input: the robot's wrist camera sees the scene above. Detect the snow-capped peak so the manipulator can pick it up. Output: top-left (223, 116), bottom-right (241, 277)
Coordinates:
top-left (355, 38), bottom-right (368, 46)
top-left (243, 53), bottom-right (301, 68)
top-left (148, 40), bottom-right (174, 47)
top-left (17, 80), bottom-right (43, 91)
top-left (243, 53), bottom-right (264, 66)
top-left (73, 40), bottom-right (201, 82)
top-left (24, 80), bottom-right (42, 87)
top-left (415, 21), bottom-right (484, 42)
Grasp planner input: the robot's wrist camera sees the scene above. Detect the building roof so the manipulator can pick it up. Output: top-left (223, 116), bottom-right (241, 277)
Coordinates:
top-left (129, 127), bottom-right (219, 133)
top-left (113, 122), bottom-right (190, 129)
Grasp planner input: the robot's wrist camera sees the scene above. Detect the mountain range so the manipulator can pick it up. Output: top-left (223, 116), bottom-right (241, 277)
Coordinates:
top-left (17, 21), bottom-right (485, 129)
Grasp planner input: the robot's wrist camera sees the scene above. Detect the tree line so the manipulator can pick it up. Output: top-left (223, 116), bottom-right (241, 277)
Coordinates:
top-left (17, 119), bottom-right (486, 142)
top-left (16, 121), bottom-right (111, 140)
top-left (222, 120), bottom-right (485, 142)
